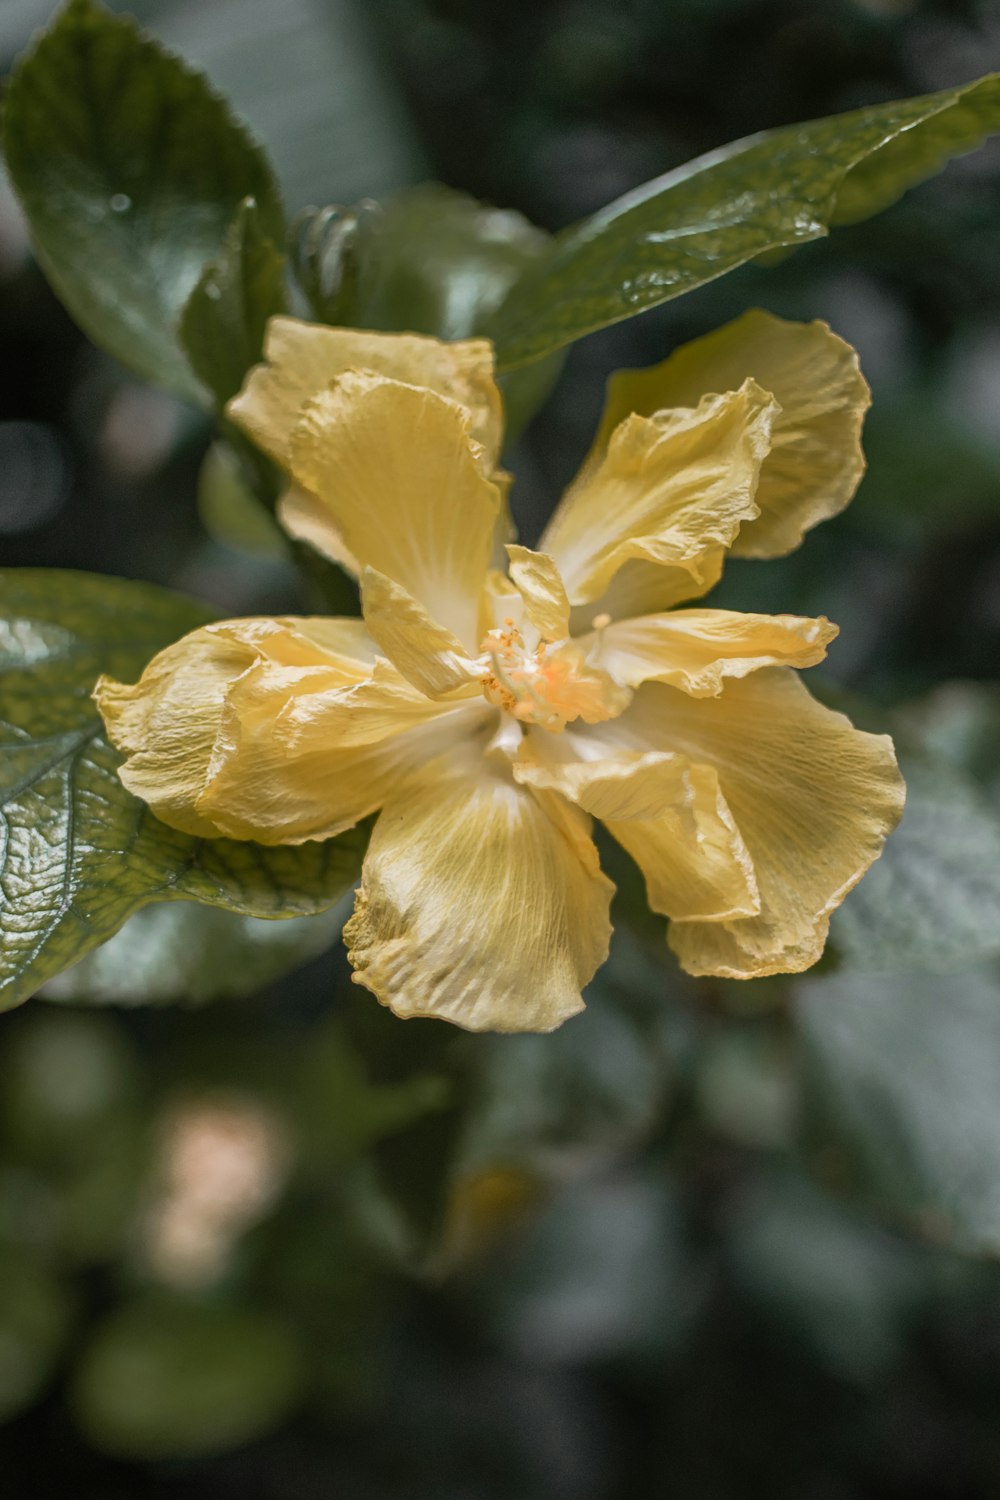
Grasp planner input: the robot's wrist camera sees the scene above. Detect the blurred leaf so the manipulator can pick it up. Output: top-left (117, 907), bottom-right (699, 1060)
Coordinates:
top-left (474, 1169), bottom-right (694, 1367)
top-left (896, 682), bottom-right (1000, 809)
top-left (42, 900), bottom-right (347, 1007)
top-left (295, 1020), bottom-right (451, 1172)
top-left (0, 1241), bottom-right (75, 1421)
top-left (72, 1296), bottom-right (303, 1458)
top-left (179, 195), bottom-right (287, 405)
top-left (490, 75), bottom-right (1000, 370)
top-left (0, 1011), bottom-right (139, 1162)
top-left (454, 971), bottom-right (671, 1188)
top-left (197, 438), bottom-right (287, 556)
top-left (727, 1169), bottom-right (927, 1385)
top-left (0, 569), bottom-right (366, 1011)
top-left (3, 0), bottom-right (284, 401)
top-left (798, 965), bottom-right (1000, 1256)
top-left (831, 751), bottom-right (1000, 974)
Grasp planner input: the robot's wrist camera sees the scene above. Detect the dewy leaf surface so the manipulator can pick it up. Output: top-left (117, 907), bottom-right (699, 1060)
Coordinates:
top-left (490, 75), bottom-right (1000, 370)
top-left (180, 196), bottom-right (288, 407)
top-left (0, 570), bottom-right (364, 1013)
top-left (3, 0), bottom-right (284, 401)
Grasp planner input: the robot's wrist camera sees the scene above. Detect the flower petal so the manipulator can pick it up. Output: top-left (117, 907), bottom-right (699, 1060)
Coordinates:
top-left (540, 380), bottom-right (777, 617)
top-left (277, 484), bottom-right (360, 578)
top-left (228, 317), bottom-right (503, 469)
top-left (96, 616), bottom-right (479, 846)
top-left (611, 670), bottom-right (905, 977)
top-left (288, 373), bottom-right (501, 645)
top-left (514, 744), bottom-right (758, 922)
top-left (592, 310), bottom-right (869, 560)
top-left (505, 545), bottom-right (571, 641)
top-left (360, 566), bottom-right (483, 698)
top-left (580, 608), bottom-right (838, 695)
top-left (344, 762), bottom-right (614, 1032)
top-left (94, 617), bottom-right (377, 839)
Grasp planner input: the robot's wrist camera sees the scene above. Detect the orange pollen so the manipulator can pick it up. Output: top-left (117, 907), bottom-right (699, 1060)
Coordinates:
top-left (478, 624), bottom-right (623, 732)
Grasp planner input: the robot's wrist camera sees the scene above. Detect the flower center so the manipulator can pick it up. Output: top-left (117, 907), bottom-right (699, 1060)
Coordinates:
top-left (479, 620), bottom-right (629, 732)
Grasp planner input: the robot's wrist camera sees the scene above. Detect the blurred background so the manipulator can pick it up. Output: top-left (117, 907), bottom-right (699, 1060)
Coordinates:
top-left (4, 1), bottom-right (1000, 1495)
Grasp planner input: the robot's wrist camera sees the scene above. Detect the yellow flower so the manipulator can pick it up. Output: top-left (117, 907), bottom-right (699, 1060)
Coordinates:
top-left (94, 311), bottom-right (904, 1033)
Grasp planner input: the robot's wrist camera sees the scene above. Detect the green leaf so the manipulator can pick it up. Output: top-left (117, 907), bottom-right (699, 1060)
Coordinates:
top-left (72, 1297), bottom-right (303, 1459)
top-left (298, 186), bottom-right (551, 341)
top-left (294, 185), bottom-right (563, 436)
top-left (0, 1241), bottom-right (75, 1422)
top-left (489, 75), bottom-right (1000, 371)
top-left (0, 569), bottom-right (364, 1013)
top-left (831, 751), bottom-right (1000, 974)
top-left (197, 439), bottom-right (286, 557)
top-left (3, 0), bottom-right (284, 401)
top-left (797, 965), bottom-right (1000, 1257)
top-left (454, 953), bottom-right (673, 1188)
top-left (725, 1170), bottom-right (927, 1385)
top-left (42, 900), bottom-right (347, 1007)
top-left (294, 1020), bottom-right (451, 1173)
top-left (179, 196), bottom-right (287, 406)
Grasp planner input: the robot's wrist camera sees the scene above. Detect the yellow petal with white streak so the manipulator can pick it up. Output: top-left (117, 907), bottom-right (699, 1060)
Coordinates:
top-left (612, 671), bottom-right (904, 976)
top-left (505, 545), bottom-right (571, 641)
top-left (360, 567), bottom-right (482, 698)
top-left (344, 763), bottom-right (614, 1032)
top-left (515, 745), bottom-right (758, 922)
top-left (540, 380), bottom-right (777, 616)
top-left (581, 608), bottom-right (838, 695)
top-left (593, 310), bottom-right (869, 559)
top-left (228, 317), bottom-right (503, 469)
top-left (288, 373), bottom-right (501, 646)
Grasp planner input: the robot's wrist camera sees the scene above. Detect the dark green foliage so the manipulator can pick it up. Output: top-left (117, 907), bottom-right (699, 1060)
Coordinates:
top-left (3, 0), bottom-right (285, 400)
top-left (0, 570), bottom-right (364, 1011)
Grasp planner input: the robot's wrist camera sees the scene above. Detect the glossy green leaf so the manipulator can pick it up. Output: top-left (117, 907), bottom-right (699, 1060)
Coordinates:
top-left (798, 965), bottom-right (1000, 1256)
top-left (300, 185), bottom-right (550, 341)
top-left (490, 75), bottom-right (1000, 371)
top-left (0, 569), bottom-right (365, 1012)
top-left (3, 0), bottom-right (284, 401)
top-left (72, 1297), bottom-right (303, 1458)
top-left (180, 196), bottom-right (287, 405)
top-left (294, 185), bottom-right (563, 436)
top-left (42, 900), bottom-right (347, 1007)
top-left (831, 752), bottom-right (1000, 974)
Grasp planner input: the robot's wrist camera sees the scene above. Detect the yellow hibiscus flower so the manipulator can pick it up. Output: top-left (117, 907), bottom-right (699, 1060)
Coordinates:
top-left (94, 310), bottom-right (904, 1033)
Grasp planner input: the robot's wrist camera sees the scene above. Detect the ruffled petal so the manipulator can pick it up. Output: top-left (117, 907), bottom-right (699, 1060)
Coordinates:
top-left (505, 545), bottom-right (571, 641)
top-left (591, 310), bottom-right (869, 560)
top-left (288, 373), bottom-right (501, 645)
top-left (580, 608), bottom-right (837, 695)
top-left (95, 626), bottom-right (263, 839)
top-left (228, 317), bottom-right (503, 469)
top-left (95, 617), bottom-right (479, 845)
top-left (514, 742), bottom-right (758, 922)
top-left (360, 567), bottom-right (483, 698)
top-left (343, 761), bottom-right (614, 1032)
top-left (540, 380), bottom-right (777, 617)
top-left (607, 670), bottom-right (905, 977)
